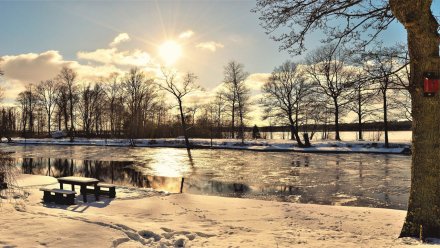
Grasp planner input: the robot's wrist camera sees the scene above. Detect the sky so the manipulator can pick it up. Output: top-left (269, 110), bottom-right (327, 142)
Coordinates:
top-left (0, 0), bottom-right (439, 124)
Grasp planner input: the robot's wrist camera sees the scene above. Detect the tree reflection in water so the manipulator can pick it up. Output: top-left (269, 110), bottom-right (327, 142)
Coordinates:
top-left (10, 147), bottom-right (411, 210)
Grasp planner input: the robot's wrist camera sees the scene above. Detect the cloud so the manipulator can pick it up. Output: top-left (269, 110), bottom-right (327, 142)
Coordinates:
top-left (196, 41), bottom-right (224, 52)
top-left (0, 51), bottom-right (72, 102)
top-left (244, 73), bottom-right (270, 91)
top-left (109, 33), bottom-right (130, 47)
top-left (0, 50), bottom-right (127, 103)
top-left (77, 48), bottom-right (152, 67)
top-left (178, 30), bottom-right (194, 39)
top-left (0, 50), bottom-right (71, 84)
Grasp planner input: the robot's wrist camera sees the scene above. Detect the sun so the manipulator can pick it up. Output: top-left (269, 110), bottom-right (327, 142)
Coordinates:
top-left (158, 40), bottom-right (182, 65)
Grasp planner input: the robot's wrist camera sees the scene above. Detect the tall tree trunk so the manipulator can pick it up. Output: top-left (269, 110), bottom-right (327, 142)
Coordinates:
top-left (390, 0), bottom-right (440, 239)
top-left (357, 86), bottom-right (363, 140)
top-left (69, 90), bottom-right (75, 142)
top-left (47, 112), bottom-right (51, 136)
top-left (288, 114), bottom-right (305, 147)
top-left (231, 100), bottom-right (235, 138)
top-left (383, 89), bottom-right (389, 148)
top-left (178, 100), bottom-right (191, 149)
top-left (333, 97), bottom-right (341, 140)
top-left (63, 106), bottom-right (68, 132)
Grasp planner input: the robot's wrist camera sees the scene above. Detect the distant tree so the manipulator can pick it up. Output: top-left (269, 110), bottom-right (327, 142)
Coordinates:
top-left (252, 125), bottom-right (261, 139)
top-left (305, 44), bottom-right (355, 141)
top-left (122, 68), bottom-right (157, 139)
top-left (213, 92), bottom-right (226, 138)
top-left (36, 79), bottom-right (57, 135)
top-left (17, 85), bottom-right (38, 136)
top-left (254, 0), bottom-right (440, 239)
top-left (261, 61), bottom-right (312, 147)
top-left (104, 73), bottom-right (125, 136)
top-left (223, 61), bottom-right (250, 143)
top-left (362, 46), bottom-right (407, 147)
top-left (57, 67), bottom-right (78, 141)
top-left (187, 103), bottom-right (199, 127)
top-left (54, 82), bottom-right (69, 132)
top-left (347, 72), bottom-right (378, 141)
top-left (160, 69), bottom-right (201, 149)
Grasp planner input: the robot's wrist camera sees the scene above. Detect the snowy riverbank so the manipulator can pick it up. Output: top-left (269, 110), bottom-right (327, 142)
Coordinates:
top-left (9, 138), bottom-right (411, 154)
top-left (0, 174), bottom-right (433, 247)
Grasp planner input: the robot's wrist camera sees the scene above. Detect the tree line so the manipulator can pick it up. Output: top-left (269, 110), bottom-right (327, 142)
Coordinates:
top-left (1, 44), bottom-right (410, 148)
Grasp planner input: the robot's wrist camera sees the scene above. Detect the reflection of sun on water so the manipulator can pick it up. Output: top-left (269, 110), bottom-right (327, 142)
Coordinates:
top-left (149, 148), bottom-right (191, 177)
top-left (158, 40), bottom-right (182, 65)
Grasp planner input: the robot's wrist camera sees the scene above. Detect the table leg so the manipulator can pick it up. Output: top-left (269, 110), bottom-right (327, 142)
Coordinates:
top-left (81, 185), bottom-right (87, 202)
top-left (71, 185), bottom-right (75, 191)
top-left (94, 184), bottom-right (100, 201)
top-left (60, 183), bottom-right (63, 189)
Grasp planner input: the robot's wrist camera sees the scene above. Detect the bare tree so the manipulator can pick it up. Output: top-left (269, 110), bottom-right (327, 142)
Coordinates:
top-left (223, 61), bottom-right (249, 143)
top-left (348, 72), bottom-right (378, 141)
top-left (261, 61), bottom-right (312, 147)
top-left (104, 73), bottom-right (125, 136)
top-left (36, 80), bottom-right (57, 135)
top-left (159, 69), bottom-right (201, 149)
top-left (305, 44), bottom-right (355, 140)
top-left (254, 0), bottom-right (440, 239)
top-left (362, 46), bottom-right (407, 147)
top-left (55, 82), bottom-right (69, 132)
top-left (122, 68), bottom-right (157, 139)
top-left (17, 85), bottom-right (38, 136)
top-left (213, 92), bottom-right (226, 138)
top-left (57, 67), bottom-right (78, 141)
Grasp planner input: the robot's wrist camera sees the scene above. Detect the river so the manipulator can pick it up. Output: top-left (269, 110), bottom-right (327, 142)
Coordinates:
top-left (1, 144), bottom-right (411, 210)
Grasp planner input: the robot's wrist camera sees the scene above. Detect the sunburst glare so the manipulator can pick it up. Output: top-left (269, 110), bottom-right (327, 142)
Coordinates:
top-left (158, 40), bottom-right (182, 65)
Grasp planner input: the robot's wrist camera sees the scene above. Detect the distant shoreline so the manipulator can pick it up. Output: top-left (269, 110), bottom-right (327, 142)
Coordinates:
top-left (5, 138), bottom-right (411, 155)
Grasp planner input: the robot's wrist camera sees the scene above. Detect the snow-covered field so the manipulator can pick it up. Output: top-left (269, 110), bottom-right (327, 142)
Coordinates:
top-left (0, 174), bottom-right (433, 247)
top-left (9, 138), bottom-right (411, 154)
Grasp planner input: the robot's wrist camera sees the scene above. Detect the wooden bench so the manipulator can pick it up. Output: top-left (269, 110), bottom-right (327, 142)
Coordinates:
top-left (86, 183), bottom-right (116, 198)
top-left (40, 188), bottom-right (76, 205)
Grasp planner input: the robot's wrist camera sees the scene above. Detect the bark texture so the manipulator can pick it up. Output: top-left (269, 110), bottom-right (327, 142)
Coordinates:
top-left (390, 0), bottom-right (440, 239)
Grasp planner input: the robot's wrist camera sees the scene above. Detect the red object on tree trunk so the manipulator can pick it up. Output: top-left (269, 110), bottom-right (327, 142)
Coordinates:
top-left (423, 72), bottom-right (439, 97)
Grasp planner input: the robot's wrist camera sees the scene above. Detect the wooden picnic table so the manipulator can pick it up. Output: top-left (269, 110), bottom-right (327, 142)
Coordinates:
top-left (57, 176), bottom-right (99, 202)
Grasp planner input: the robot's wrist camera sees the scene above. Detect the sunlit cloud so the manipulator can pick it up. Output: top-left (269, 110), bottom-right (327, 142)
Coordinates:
top-left (0, 51), bottom-right (69, 84)
top-left (109, 33), bottom-right (130, 47)
top-left (77, 48), bottom-right (152, 67)
top-left (244, 73), bottom-right (270, 91)
top-left (196, 41), bottom-right (224, 52)
top-left (178, 30), bottom-right (195, 39)
top-left (0, 50), bottom-right (128, 103)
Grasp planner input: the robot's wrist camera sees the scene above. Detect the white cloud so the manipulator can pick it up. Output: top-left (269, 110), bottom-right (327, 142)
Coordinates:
top-left (77, 48), bottom-right (152, 67)
top-left (0, 51), bottom-right (71, 84)
top-left (196, 41), bottom-right (224, 52)
top-left (0, 50), bottom-right (128, 103)
top-left (178, 30), bottom-right (195, 39)
top-left (244, 73), bottom-right (270, 91)
top-left (109, 33), bottom-right (130, 47)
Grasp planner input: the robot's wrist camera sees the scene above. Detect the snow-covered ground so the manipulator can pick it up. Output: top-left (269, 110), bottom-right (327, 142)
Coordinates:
top-left (0, 174), bottom-right (433, 247)
top-left (9, 137), bottom-right (411, 154)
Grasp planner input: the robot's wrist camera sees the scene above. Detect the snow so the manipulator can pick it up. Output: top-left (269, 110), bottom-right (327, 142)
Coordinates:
top-left (9, 138), bottom-right (411, 154)
top-left (0, 174), bottom-right (434, 247)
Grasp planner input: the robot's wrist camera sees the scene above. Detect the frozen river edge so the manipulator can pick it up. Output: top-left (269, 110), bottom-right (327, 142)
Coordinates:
top-left (8, 137), bottom-right (411, 155)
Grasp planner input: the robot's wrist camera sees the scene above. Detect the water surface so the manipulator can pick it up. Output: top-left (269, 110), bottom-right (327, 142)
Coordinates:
top-left (2, 144), bottom-right (411, 210)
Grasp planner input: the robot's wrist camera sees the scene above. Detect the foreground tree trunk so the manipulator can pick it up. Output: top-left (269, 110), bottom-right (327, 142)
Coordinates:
top-left (390, 0), bottom-right (440, 239)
